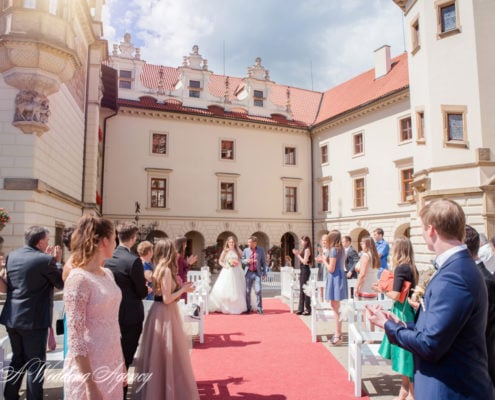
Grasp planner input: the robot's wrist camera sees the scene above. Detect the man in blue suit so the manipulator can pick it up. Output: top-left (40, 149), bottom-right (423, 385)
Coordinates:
top-left (241, 236), bottom-right (267, 314)
top-left (367, 199), bottom-right (495, 399)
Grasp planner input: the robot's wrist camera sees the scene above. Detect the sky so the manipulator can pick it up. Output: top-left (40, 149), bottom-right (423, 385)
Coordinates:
top-left (102, 0), bottom-right (406, 92)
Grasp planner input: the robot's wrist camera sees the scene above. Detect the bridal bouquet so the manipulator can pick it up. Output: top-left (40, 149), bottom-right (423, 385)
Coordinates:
top-left (228, 259), bottom-right (239, 267)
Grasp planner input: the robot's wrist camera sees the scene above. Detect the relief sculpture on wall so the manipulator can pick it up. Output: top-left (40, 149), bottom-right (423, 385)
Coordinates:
top-left (13, 90), bottom-right (50, 135)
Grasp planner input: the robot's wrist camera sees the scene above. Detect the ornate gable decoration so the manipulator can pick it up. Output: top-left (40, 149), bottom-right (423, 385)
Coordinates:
top-left (247, 57), bottom-right (270, 81)
top-left (182, 45), bottom-right (208, 70)
top-left (113, 33), bottom-right (141, 60)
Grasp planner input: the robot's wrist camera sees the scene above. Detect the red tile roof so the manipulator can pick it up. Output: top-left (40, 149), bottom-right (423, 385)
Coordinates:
top-left (315, 52), bottom-right (409, 124)
top-left (120, 52), bottom-right (409, 128)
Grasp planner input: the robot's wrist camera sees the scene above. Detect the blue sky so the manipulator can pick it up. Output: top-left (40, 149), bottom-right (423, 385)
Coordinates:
top-left (103, 0), bottom-right (405, 92)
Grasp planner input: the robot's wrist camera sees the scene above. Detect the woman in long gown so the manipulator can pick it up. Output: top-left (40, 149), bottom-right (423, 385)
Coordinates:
top-left (63, 215), bottom-right (125, 400)
top-left (133, 238), bottom-right (199, 400)
top-left (209, 236), bottom-right (247, 314)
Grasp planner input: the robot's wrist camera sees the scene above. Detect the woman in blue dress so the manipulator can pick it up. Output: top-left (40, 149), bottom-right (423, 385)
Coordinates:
top-left (318, 229), bottom-right (348, 345)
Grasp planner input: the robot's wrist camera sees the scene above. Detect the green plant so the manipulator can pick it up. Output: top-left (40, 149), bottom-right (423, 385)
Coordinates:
top-left (202, 244), bottom-right (222, 273)
top-left (0, 208), bottom-right (10, 227)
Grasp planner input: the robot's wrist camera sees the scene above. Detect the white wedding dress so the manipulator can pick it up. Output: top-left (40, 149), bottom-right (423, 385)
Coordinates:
top-left (209, 250), bottom-right (247, 314)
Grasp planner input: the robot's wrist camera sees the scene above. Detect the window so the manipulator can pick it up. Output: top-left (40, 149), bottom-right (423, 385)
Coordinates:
top-left (436, 1), bottom-right (460, 37)
top-left (151, 178), bottom-right (166, 208)
top-left (411, 17), bottom-right (420, 54)
top-left (401, 168), bottom-right (414, 202)
top-left (151, 133), bottom-right (167, 155)
top-left (189, 80), bottom-right (201, 98)
top-left (220, 182), bottom-right (234, 210)
top-left (285, 147), bottom-right (296, 165)
top-left (442, 105), bottom-right (467, 146)
top-left (399, 116), bottom-right (412, 142)
top-left (119, 70), bottom-right (132, 89)
top-left (285, 186), bottom-right (297, 213)
top-left (48, 0), bottom-right (58, 14)
top-left (254, 90), bottom-right (264, 107)
top-left (221, 140), bottom-right (234, 160)
top-left (322, 185), bottom-right (329, 212)
top-left (353, 132), bottom-right (364, 155)
top-left (354, 178), bottom-right (365, 208)
top-left (23, 0), bottom-right (35, 8)
top-left (320, 145), bottom-right (328, 164)
top-left (416, 111), bottom-right (425, 143)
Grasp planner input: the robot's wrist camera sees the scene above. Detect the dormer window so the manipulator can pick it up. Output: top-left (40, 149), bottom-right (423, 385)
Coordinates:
top-left (189, 80), bottom-right (201, 98)
top-left (119, 70), bottom-right (132, 89)
top-left (253, 90), bottom-right (263, 107)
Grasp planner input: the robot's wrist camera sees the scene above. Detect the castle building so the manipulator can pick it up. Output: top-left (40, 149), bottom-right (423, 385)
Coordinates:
top-left (0, 0), bottom-right (494, 268)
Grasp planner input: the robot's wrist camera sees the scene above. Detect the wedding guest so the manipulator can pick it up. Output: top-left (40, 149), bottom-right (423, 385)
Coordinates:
top-left (355, 236), bottom-right (380, 299)
top-left (317, 234), bottom-right (330, 289)
top-left (104, 223), bottom-right (147, 399)
top-left (373, 228), bottom-right (389, 279)
top-left (479, 233), bottom-right (495, 274)
top-left (343, 235), bottom-right (359, 279)
top-left (133, 238), bottom-right (199, 400)
top-left (374, 236), bottom-right (418, 400)
top-left (241, 236), bottom-right (267, 314)
top-left (464, 225), bottom-right (495, 387)
top-left (293, 235), bottom-right (313, 316)
top-left (318, 230), bottom-right (347, 345)
top-left (175, 236), bottom-right (198, 301)
top-left (137, 241), bottom-right (154, 300)
top-left (0, 226), bottom-right (64, 400)
top-left (209, 236), bottom-right (247, 314)
top-left (63, 215), bottom-right (124, 399)
top-left (367, 199), bottom-right (495, 400)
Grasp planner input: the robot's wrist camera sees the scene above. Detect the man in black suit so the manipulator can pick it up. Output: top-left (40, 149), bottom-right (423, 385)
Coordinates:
top-left (104, 223), bottom-right (147, 399)
top-left (342, 235), bottom-right (359, 279)
top-left (464, 225), bottom-right (495, 387)
top-left (0, 226), bottom-right (63, 400)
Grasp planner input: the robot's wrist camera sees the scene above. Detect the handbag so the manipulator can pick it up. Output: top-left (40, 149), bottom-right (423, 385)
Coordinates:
top-left (378, 270), bottom-right (411, 303)
top-left (47, 326), bottom-right (56, 351)
top-left (56, 318), bottom-right (64, 335)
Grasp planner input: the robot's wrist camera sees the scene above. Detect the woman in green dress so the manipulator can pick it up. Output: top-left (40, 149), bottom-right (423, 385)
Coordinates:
top-left (375, 236), bottom-right (418, 400)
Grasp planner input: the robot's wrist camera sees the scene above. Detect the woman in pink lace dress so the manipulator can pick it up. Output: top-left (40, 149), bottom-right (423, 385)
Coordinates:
top-left (63, 215), bottom-right (125, 399)
top-left (133, 238), bottom-right (199, 400)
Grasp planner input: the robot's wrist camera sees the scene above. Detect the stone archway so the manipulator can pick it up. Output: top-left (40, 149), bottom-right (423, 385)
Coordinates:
top-left (251, 231), bottom-right (269, 251)
top-left (185, 230), bottom-right (205, 269)
top-left (216, 231), bottom-right (238, 250)
top-left (281, 232), bottom-right (297, 267)
top-left (394, 223), bottom-right (410, 239)
top-left (349, 227), bottom-right (370, 252)
top-left (146, 229), bottom-right (167, 244)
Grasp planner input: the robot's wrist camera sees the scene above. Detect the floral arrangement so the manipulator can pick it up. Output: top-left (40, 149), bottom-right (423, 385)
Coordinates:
top-left (410, 286), bottom-right (426, 312)
top-left (0, 208), bottom-right (10, 228)
top-left (228, 258), bottom-right (239, 267)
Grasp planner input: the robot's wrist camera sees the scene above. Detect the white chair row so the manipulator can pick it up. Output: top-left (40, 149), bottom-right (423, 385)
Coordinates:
top-left (347, 298), bottom-right (393, 397)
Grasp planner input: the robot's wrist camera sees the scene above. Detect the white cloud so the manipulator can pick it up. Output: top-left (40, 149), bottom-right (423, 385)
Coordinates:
top-left (103, 0), bottom-right (405, 91)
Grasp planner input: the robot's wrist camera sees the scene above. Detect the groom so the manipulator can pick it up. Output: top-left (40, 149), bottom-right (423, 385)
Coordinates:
top-left (241, 236), bottom-right (267, 314)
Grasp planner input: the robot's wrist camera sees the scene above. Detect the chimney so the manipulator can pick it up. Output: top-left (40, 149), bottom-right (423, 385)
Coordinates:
top-left (374, 45), bottom-right (391, 79)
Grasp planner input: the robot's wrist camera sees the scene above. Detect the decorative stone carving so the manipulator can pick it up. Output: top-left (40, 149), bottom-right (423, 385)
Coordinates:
top-left (182, 45), bottom-right (208, 70)
top-left (113, 33), bottom-right (140, 59)
top-left (248, 57), bottom-right (270, 81)
top-left (13, 90), bottom-right (50, 135)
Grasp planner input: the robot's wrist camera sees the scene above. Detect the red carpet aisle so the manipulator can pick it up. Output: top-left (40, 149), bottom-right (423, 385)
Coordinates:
top-left (191, 298), bottom-right (368, 400)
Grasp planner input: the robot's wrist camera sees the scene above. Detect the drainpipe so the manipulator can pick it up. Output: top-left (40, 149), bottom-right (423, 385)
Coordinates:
top-left (309, 129), bottom-right (315, 254)
top-left (81, 46), bottom-right (91, 214)
top-left (100, 109), bottom-right (118, 216)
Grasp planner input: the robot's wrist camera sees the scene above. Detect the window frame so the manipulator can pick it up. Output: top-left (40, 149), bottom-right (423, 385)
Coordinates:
top-left (436, 0), bottom-right (461, 38)
top-left (399, 115), bottom-right (413, 143)
top-left (215, 173), bottom-right (239, 213)
top-left (220, 139), bottom-right (235, 161)
top-left (188, 79), bottom-right (201, 98)
top-left (281, 177), bottom-right (301, 214)
top-left (353, 177), bottom-right (366, 209)
top-left (118, 69), bottom-right (133, 89)
top-left (400, 168), bottom-right (414, 203)
top-left (284, 146), bottom-right (297, 166)
top-left (411, 16), bottom-right (420, 55)
top-left (441, 105), bottom-right (468, 148)
top-left (416, 109), bottom-right (426, 144)
top-left (146, 168), bottom-right (172, 210)
top-left (150, 131), bottom-right (169, 156)
top-left (352, 132), bottom-right (364, 157)
top-left (322, 184), bottom-right (330, 212)
top-left (220, 182), bottom-right (235, 210)
top-left (348, 167), bottom-right (368, 210)
top-left (320, 144), bottom-right (329, 165)
top-left (253, 90), bottom-right (264, 107)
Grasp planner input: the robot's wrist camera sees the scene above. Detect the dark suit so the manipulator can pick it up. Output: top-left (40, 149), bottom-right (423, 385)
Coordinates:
top-left (477, 260), bottom-right (495, 387)
top-left (0, 245), bottom-right (63, 400)
top-left (241, 246), bottom-right (267, 312)
top-left (344, 245), bottom-right (359, 279)
top-left (385, 249), bottom-right (495, 399)
top-left (104, 246), bottom-right (147, 371)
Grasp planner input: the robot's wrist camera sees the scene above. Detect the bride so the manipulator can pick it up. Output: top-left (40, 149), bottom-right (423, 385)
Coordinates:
top-left (209, 236), bottom-right (247, 314)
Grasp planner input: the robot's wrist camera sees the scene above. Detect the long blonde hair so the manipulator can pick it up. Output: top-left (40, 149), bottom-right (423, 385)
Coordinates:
top-left (153, 238), bottom-right (178, 294)
top-left (223, 236), bottom-right (241, 258)
top-left (392, 236), bottom-right (418, 284)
